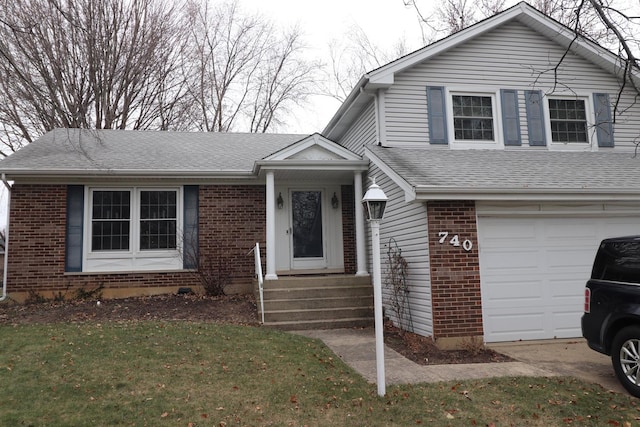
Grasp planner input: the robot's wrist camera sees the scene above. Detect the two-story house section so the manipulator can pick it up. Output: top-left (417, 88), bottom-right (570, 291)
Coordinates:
top-left (324, 2), bottom-right (640, 347)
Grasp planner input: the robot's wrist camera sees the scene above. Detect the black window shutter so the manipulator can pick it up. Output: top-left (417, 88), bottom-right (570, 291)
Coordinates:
top-left (524, 90), bottom-right (547, 146)
top-left (593, 93), bottom-right (614, 147)
top-left (427, 86), bottom-right (448, 144)
top-left (501, 89), bottom-right (522, 146)
top-left (65, 185), bottom-right (84, 272)
top-left (183, 185), bottom-right (199, 269)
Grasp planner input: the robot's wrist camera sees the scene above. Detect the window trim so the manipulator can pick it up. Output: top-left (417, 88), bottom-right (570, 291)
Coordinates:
top-left (544, 94), bottom-right (597, 151)
top-left (445, 88), bottom-right (504, 149)
top-left (83, 186), bottom-right (183, 272)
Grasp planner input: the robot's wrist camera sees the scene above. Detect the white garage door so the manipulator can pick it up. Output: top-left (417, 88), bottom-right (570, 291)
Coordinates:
top-left (478, 215), bottom-right (640, 342)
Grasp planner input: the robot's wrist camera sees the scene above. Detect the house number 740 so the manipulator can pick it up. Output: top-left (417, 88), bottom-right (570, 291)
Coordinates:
top-left (438, 231), bottom-right (473, 252)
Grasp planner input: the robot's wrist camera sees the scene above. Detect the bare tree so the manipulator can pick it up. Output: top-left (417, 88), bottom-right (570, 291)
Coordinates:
top-left (182, 0), bottom-right (320, 133)
top-left (324, 25), bottom-right (410, 102)
top-left (0, 0), bottom-right (322, 153)
top-left (438, 0), bottom-right (478, 34)
top-left (0, 0), bottom-right (189, 155)
top-left (404, 0), bottom-right (628, 43)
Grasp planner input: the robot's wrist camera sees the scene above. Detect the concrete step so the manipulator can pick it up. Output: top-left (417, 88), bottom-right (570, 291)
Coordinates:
top-left (264, 306), bottom-right (374, 323)
top-left (262, 295), bottom-right (373, 311)
top-left (262, 284), bottom-right (372, 300)
top-left (265, 317), bottom-right (374, 331)
top-left (256, 274), bottom-right (374, 330)
top-left (264, 275), bottom-right (371, 290)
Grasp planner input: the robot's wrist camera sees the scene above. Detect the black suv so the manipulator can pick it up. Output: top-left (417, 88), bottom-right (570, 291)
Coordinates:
top-left (582, 235), bottom-right (640, 397)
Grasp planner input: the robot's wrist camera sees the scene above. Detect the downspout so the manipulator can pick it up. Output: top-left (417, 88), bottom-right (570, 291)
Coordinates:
top-left (0, 174), bottom-right (9, 301)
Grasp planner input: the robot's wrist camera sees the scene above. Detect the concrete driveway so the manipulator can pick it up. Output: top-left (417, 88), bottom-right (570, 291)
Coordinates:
top-left (489, 338), bottom-right (624, 394)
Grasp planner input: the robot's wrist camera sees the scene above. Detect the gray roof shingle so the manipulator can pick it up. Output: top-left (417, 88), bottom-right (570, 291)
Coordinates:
top-left (0, 129), bottom-right (307, 176)
top-left (368, 145), bottom-right (640, 191)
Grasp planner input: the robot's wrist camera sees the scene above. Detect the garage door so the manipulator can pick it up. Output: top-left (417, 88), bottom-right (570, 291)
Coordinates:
top-left (478, 215), bottom-right (640, 342)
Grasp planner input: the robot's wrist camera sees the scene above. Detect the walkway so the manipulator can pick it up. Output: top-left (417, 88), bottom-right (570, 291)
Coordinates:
top-left (297, 328), bottom-right (552, 385)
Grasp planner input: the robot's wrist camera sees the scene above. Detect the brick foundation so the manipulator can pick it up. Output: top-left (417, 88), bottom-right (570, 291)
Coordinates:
top-left (427, 200), bottom-right (483, 345)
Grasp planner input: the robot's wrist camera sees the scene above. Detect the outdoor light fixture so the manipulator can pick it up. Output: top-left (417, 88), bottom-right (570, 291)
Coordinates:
top-left (331, 192), bottom-right (339, 209)
top-left (362, 179), bottom-right (388, 221)
top-left (362, 177), bottom-right (388, 397)
top-left (277, 192), bottom-right (284, 209)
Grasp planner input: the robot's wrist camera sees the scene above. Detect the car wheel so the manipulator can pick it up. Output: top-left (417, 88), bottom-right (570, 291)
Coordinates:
top-left (612, 326), bottom-right (640, 398)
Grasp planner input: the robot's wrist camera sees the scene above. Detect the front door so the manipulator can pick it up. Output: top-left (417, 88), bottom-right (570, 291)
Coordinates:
top-left (290, 190), bottom-right (326, 269)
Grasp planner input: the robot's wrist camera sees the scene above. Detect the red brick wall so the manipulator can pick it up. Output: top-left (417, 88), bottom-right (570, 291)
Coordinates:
top-left (7, 183), bottom-right (358, 299)
top-left (7, 184), bottom-right (267, 299)
top-left (341, 185), bottom-right (356, 274)
top-left (427, 200), bottom-right (483, 339)
top-left (198, 185), bottom-right (266, 282)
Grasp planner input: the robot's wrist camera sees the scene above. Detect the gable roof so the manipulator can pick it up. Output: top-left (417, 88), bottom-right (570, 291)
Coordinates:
top-left (0, 129), bottom-right (308, 179)
top-left (323, 1), bottom-right (638, 141)
top-left (366, 145), bottom-right (640, 201)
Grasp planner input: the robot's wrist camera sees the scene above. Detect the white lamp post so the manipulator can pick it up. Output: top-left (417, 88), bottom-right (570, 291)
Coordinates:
top-left (362, 177), bottom-right (388, 397)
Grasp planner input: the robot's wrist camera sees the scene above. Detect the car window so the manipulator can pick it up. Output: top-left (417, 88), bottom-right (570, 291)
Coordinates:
top-left (592, 241), bottom-right (640, 284)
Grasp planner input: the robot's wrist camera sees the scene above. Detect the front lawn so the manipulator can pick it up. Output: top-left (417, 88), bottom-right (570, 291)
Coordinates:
top-left (0, 322), bottom-right (637, 426)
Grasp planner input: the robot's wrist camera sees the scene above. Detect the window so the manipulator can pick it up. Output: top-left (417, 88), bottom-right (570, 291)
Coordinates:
top-left (91, 190), bottom-right (131, 251)
top-left (140, 191), bottom-right (177, 250)
top-left (89, 187), bottom-right (180, 254)
top-left (548, 99), bottom-right (588, 143)
top-left (452, 95), bottom-right (494, 141)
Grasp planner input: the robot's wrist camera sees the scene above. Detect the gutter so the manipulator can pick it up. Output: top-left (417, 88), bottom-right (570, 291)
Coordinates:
top-left (412, 186), bottom-right (640, 202)
top-left (0, 174), bottom-right (9, 301)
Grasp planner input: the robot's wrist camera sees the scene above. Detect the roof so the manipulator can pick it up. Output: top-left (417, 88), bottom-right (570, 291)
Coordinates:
top-left (0, 129), bottom-right (308, 179)
top-left (366, 145), bottom-right (640, 201)
top-left (323, 1), bottom-right (638, 141)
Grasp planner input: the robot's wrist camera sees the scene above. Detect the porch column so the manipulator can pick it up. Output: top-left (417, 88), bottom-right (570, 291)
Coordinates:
top-left (265, 171), bottom-right (278, 280)
top-left (354, 171), bottom-right (368, 275)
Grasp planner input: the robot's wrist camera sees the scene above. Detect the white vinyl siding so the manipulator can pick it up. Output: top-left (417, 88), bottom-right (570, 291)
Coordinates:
top-left (383, 21), bottom-right (639, 149)
top-left (369, 164), bottom-right (433, 337)
top-left (337, 101), bottom-right (377, 155)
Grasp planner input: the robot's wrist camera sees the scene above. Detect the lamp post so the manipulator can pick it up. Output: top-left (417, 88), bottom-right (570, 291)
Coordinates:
top-left (362, 177), bottom-right (388, 397)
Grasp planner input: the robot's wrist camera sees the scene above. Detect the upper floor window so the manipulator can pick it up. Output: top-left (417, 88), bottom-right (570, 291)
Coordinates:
top-left (548, 99), bottom-right (588, 143)
top-left (452, 95), bottom-right (494, 141)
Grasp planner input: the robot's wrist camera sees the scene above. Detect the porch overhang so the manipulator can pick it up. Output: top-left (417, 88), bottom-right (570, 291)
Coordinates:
top-left (254, 133), bottom-right (369, 180)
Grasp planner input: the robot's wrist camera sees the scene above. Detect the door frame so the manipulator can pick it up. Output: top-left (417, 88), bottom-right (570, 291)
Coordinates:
top-left (274, 183), bottom-right (345, 273)
top-left (289, 188), bottom-right (328, 270)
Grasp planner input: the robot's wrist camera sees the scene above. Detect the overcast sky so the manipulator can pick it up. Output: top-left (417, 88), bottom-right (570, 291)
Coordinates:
top-left (241, 0), bottom-right (431, 133)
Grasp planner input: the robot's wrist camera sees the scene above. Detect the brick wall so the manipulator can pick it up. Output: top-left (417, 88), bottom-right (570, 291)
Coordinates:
top-left (7, 184), bottom-right (267, 299)
top-left (198, 185), bottom-right (266, 284)
top-left (7, 183), bottom-right (358, 300)
top-left (341, 184), bottom-right (356, 274)
top-left (426, 200), bottom-right (483, 339)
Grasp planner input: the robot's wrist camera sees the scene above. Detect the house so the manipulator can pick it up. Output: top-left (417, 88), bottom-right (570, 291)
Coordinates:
top-left (0, 131), bottom-right (369, 303)
top-left (2, 2), bottom-right (640, 347)
top-left (321, 1), bottom-right (640, 347)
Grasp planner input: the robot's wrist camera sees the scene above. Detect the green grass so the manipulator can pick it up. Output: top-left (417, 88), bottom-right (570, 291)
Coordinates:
top-left (0, 321), bottom-right (638, 426)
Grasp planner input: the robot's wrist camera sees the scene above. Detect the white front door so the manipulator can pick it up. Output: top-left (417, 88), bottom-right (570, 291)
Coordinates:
top-left (290, 189), bottom-right (327, 270)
